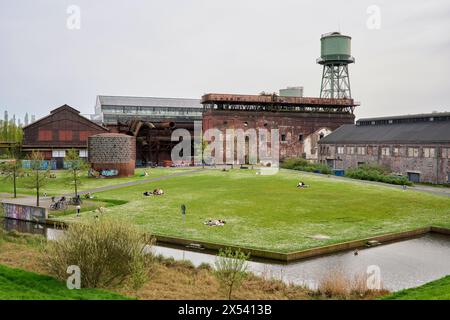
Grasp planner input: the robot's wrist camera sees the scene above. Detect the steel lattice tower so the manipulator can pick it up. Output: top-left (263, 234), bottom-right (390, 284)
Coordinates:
top-left (317, 32), bottom-right (355, 99)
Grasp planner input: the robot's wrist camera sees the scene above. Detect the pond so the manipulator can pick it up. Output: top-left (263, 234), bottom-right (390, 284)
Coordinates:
top-left (2, 218), bottom-right (450, 291)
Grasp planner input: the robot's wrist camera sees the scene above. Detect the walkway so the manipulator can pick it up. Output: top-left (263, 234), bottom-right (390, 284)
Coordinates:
top-left (1, 169), bottom-right (204, 207)
top-left (291, 169), bottom-right (450, 197)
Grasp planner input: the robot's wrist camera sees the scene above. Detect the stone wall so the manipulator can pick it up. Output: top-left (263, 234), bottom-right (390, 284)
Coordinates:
top-left (88, 133), bottom-right (136, 177)
top-left (319, 143), bottom-right (450, 184)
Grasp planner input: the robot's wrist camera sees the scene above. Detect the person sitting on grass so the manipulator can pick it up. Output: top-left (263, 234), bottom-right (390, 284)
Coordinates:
top-left (297, 181), bottom-right (309, 188)
top-left (153, 188), bottom-right (164, 195)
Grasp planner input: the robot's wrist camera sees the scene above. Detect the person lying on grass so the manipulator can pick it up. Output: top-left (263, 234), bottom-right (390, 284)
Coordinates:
top-left (204, 219), bottom-right (226, 226)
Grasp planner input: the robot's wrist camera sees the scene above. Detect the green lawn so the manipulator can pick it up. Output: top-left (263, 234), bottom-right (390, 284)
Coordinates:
top-left (383, 276), bottom-right (450, 300)
top-left (0, 167), bottom-right (193, 197)
top-left (57, 169), bottom-right (450, 253)
top-left (0, 264), bottom-right (131, 300)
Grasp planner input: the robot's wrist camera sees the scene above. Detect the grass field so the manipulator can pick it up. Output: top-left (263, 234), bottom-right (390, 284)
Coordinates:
top-left (0, 264), bottom-right (130, 300)
top-left (0, 167), bottom-right (192, 197)
top-left (382, 275), bottom-right (450, 300)
top-left (57, 168), bottom-right (450, 253)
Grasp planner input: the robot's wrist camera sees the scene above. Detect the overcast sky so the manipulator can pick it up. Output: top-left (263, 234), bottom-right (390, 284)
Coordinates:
top-left (1, 0), bottom-right (449, 122)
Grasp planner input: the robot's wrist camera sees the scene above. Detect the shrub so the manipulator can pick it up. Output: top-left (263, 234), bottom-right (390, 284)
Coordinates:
top-left (213, 248), bottom-right (250, 300)
top-left (43, 218), bottom-right (154, 289)
top-left (281, 157), bottom-right (332, 175)
top-left (345, 164), bottom-right (412, 186)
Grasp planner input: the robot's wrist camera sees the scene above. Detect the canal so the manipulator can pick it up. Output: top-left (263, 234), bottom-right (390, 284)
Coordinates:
top-left (2, 218), bottom-right (450, 291)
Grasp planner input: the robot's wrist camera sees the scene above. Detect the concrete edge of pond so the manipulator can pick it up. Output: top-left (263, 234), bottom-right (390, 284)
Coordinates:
top-left (43, 218), bottom-right (450, 263)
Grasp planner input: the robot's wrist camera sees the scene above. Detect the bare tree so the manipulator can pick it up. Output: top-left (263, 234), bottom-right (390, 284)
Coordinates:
top-left (26, 151), bottom-right (50, 207)
top-left (213, 248), bottom-right (250, 300)
top-left (65, 149), bottom-right (89, 198)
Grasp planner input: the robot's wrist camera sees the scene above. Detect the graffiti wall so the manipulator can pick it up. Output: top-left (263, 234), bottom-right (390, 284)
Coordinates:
top-left (1, 202), bottom-right (47, 223)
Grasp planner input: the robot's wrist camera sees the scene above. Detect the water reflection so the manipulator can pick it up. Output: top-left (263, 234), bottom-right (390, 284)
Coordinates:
top-left (2, 218), bottom-right (450, 291)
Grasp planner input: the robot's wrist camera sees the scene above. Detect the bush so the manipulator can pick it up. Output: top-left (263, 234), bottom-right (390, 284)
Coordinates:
top-left (345, 164), bottom-right (412, 186)
top-left (43, 218), bottom-right (154, 289)
top-left (281, 157), bottom-right (332, 175)
top-left (213, 248), bottom-right (250, 300)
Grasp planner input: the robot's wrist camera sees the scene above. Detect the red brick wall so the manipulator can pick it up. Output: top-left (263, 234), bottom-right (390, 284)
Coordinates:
top-left (203, 110), bottom-right (355, 161)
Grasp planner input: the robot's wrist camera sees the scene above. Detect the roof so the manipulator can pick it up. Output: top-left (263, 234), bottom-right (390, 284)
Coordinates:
top-left (50, 104), bottom-right (80, 114)
top-left (201, 93), bottom-right (358, 107)
top-left (97, 95), bottom-right (202, 109)
top-left (22, 104), bottom-right (109, 131)
top-left (319, 121), bottom-right (450, 145)
top-left (91, 133), bottom-right (131, 137)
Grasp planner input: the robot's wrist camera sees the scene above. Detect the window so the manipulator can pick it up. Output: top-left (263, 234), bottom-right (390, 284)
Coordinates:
top-left (79, 150), bottom-right (88, 158)
top-left (79, 131), bottom-right (92, 142)
top-left (299, 134), bottom-right (304, 142)
top-left (281, 134), bottom-right (286, 142)
top-left (357, 147), bottom-right (366, 155)
top-left (423, 148), bottom-right (435, 158)
top-left (407, 147), bottom-right (419, 158)
top-left (393, 147), bottom-right (400, 156)
top-left (319, 133), bottom-right (325, 140)
top-left (59, 130), bottom-right (73, 141)
top-left (381, 147), bottom-right (390, 156)
top-left (337, 147), bottom-right (345, 154)
top-left (347, 147), bottom-right (355, 154)
top-left (38, 130), bottom-right (52, 141)
top-left (52, 150), bottom-right (66, 158)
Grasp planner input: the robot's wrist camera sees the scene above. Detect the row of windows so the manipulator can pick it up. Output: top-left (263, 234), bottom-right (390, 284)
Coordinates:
top-left (52, 150), bottom-right (88, 158)
top-left (334, 146), bottom-right (450, 158)
top-left (38, 130), bottom-right (94, 142)
top-left (102, 106), bottom-right (202, 116)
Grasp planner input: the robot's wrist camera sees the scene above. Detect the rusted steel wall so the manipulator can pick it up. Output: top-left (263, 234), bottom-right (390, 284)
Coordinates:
top-left (202, 93), bottom-right (358, 107)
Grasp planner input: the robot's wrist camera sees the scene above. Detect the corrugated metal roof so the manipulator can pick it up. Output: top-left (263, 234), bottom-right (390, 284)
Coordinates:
top-left (319, 121), bottom-right (450, 144)
top-left (357, 112), bottom-right (450, 123)
top-left (97, 95), bottom-right (202, 109)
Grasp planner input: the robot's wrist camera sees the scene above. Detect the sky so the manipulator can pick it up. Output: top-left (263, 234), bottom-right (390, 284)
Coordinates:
top-left (1, 0), bottom-right (449, 122)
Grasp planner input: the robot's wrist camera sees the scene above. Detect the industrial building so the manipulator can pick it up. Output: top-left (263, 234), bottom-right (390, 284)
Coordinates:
top-left (202, 93), bottom-right (357, 162)
top-left (318, 113), bottom-right (450, 184)
top-left (201, 32), bottom-right (358, 163)
top-left (22, 105), bottom-right (109, 169)
top-left (94, 95), bottom-right (202, 166)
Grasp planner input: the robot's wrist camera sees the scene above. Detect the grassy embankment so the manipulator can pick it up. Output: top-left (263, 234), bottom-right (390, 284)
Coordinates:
top-left (57, 169), bottom-right (450, 253)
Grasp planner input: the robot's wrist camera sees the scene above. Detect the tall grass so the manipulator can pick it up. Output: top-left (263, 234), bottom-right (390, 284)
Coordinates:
top-left (43, 218), bottom-right (154, 289)
top-left (315, 268), bottom-right (389, 299)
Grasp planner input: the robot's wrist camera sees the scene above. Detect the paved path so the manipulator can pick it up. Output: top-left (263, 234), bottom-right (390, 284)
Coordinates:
top-left (288, 169), bottom-right (450, 197)
top-left (1, 169), bottom-right (204, 207)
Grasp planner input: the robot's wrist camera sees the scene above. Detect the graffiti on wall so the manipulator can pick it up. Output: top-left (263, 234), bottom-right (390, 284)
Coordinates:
top-left (1, 203), bottom-right (47, 223)
top-left (101, 169), bottom-right (119, 177)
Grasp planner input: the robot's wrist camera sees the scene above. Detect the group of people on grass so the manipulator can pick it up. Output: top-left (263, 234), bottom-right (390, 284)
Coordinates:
top-left (143, 189), bottom-right (165, 196)
top-left (204, 219), bottom-right (226, 227)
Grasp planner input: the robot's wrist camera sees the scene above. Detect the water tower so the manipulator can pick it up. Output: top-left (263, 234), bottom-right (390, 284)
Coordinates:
top-left (317, 32), bottom-right (354, 99)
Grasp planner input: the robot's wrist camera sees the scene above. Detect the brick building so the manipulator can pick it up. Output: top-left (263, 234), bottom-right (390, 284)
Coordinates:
top-left (318, 113), bottom-right (450, 184)
top-left (94, 95), bottom-right (202, 166)
top-left (22, 105), bottom-right (109, 168)
top-left (202, 93), bottom-right (357, 163)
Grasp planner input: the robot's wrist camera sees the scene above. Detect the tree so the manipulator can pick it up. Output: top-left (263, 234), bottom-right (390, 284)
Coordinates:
top-left (25, 151), bottom-right (50, 207)
top-left (213, 248), bottom-right (250, 300)
top-left (64, 149), bottom-right (89, 198)
top-left (0, 147), bottom-right (23, 198)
